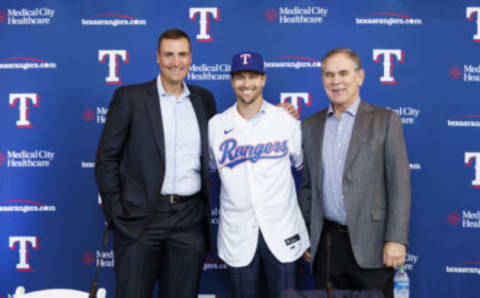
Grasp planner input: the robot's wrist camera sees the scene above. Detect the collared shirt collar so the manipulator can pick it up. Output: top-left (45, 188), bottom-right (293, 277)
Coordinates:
top-left (234, 99), bottom-right (268, 120)
top-left (156, 74), bottom-right (190, 101)
top-left (327, 97), bottom-right (361, 117)
top-left (248, 100), bottom-right (269, 126)
top-left (256, 100), bottom-right (268, 115)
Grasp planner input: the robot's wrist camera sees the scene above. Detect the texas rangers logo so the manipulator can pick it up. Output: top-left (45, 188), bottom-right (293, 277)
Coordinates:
top-left (280, 92), bottom-right (311, 113)
top-left (98, 49), bottom-right (129, 85)
top-left (218, 139), bottom-right (288, 168)
top-left (373, 49), bottom-right (404, 85)
top-left (240, 53), bottom-right (252, 65)
top-left (189, 7), bottom-right (220, 42)
top-left (9, 93), bottom-right (39, 128)
top-left (466, 7), bottom-right (480, 43)
top-left (465, 152), bottom-right (480, 188)
top-left (9, 236), bottom-right (39, 271)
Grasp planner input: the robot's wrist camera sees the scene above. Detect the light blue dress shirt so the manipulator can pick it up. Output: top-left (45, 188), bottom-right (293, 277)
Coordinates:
top-left (247, 100), bottom-right (267, 125)
top-left (157, 75), bottom-right (201, 196)
top-left (322, 98), bottom-right (360, 225)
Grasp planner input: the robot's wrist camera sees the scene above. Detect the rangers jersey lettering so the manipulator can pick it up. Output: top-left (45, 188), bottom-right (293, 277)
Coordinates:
top-left (218, 139), bottom-right (288, 168)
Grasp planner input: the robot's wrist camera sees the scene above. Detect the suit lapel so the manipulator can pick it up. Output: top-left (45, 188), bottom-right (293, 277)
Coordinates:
top-left (344, 101), bottom-right (373, 172)
top-left (189, 88), bottom-right (208, 153)
top-left (145, 79), bottom-right (166, 162)
top-left (314, 110), bottom-right (327, 191)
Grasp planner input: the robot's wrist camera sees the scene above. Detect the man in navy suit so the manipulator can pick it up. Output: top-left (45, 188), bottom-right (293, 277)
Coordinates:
top-left (95, 28), bottom-right (216, 298)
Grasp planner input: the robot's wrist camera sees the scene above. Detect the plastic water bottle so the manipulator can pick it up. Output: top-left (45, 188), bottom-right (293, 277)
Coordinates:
top-left (393, 265), bottom-right (409, 298)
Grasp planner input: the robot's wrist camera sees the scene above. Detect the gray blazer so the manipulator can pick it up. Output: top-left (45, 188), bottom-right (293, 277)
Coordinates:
top-left (299, 100), bottom-right (411, 268)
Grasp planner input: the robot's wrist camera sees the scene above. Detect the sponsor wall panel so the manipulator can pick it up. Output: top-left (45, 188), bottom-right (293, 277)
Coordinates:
top-left (1, 0), bottom-right (480, 297)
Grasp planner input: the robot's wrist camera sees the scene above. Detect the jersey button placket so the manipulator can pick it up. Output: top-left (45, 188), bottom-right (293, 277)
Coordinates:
top-left (247, 132), bottom-right (261, 233)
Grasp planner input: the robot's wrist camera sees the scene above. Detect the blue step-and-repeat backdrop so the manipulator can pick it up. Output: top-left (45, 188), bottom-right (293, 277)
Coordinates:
top-left (1, 0), bottom-right (480, 297)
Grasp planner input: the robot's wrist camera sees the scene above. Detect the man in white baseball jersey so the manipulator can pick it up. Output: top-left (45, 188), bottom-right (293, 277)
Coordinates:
top-left (208, 51), bottom-right (310, 298)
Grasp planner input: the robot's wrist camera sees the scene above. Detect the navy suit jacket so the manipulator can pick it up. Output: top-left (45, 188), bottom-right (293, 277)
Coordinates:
top-left (95, 79), bottom-right (216, 248)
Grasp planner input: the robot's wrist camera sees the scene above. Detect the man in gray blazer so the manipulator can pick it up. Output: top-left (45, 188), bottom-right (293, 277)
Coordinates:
top-left (300, 48), bottom-right (411, 298)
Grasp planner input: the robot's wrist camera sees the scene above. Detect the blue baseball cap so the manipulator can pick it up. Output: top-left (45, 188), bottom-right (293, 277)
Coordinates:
top-left (230, 51), bottom-right (265, 75)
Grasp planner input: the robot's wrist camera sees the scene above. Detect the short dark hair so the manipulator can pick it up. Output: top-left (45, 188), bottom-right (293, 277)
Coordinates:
top-left (321, 48), bottom-right (362, 71)
top-left (157, 28), bottom-right (191, 52)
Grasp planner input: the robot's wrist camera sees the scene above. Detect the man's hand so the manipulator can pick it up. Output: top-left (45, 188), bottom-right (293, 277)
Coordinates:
top-left (303, 248), bottom-right (312, 262)
top-left (383, 242), bottom-right (406, 268)
top-left (277, 103), bottom-right (300, 119)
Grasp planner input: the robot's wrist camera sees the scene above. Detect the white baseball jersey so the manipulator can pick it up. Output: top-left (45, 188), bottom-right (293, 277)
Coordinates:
top-left (208, 101), bottom-right (310, 267)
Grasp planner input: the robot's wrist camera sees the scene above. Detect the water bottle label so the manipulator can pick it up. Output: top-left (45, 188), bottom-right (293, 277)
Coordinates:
top-left (394, 283), bottom-right (409, 290)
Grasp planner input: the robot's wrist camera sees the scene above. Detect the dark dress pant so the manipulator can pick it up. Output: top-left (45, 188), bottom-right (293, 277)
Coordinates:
top-left (113, 197), bottom-right (207, 298)
top-left (228, 231), bottom-right (296, 298)
top-left (313, 220), bottom-right (394, 298)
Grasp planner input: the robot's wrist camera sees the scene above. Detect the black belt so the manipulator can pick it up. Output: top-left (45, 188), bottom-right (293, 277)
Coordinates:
top-left (159, 192), bottom-right (199, 204)
top-left (324, 219), bottom-right (349, 233)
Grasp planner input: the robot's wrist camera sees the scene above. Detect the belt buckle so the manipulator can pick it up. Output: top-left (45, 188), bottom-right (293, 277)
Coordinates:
top-left (169, 195), bottom-right (176, 204)
top-left (338, 224), bottom-right (348, 233)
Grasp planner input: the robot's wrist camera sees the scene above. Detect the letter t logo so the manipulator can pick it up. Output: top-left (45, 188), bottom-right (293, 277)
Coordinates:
top-left (9, 93), bottom-right (39, 128)
top-left (465, 152), bottom-right (480, 188)
top-left (467, 7), bottom-right (480, 43)
top-left (189, 7), bottom-right (220, 42)
top-left (240, 53), bottom-right (252, 65)
top-left (9, 236), bottom-right (39, 271)
top-left (98, 50), bottom-right (129, 85)
top-left (373, 49), bottom-right (404, 85)
top-left (280, 92), bottom-right (311, 113)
